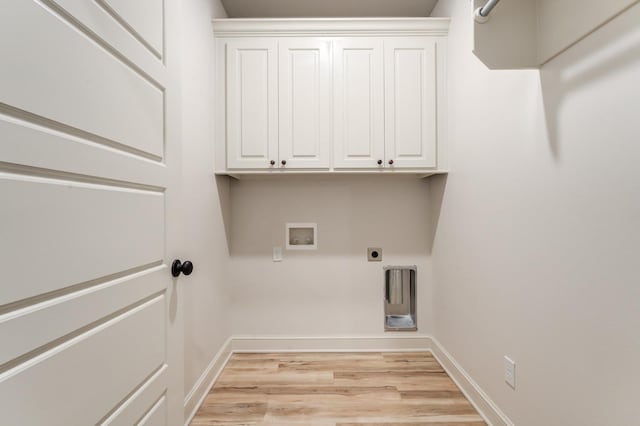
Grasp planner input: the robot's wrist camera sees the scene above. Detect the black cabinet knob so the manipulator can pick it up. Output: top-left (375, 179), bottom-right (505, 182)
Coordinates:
top-left (377, 159), bottom-right (383, 165)
top-left (281, 160), bottom-right (287, 166)
top-left (270, 160), bottom-right (275, 165)
top-left (171, 259), bottom-right (194, 277)
top-left (388, 159), bottom-right (394, 165)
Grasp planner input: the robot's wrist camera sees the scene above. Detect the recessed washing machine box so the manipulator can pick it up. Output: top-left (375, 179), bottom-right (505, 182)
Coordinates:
top-left (285, 223), bottom-right (317, 250)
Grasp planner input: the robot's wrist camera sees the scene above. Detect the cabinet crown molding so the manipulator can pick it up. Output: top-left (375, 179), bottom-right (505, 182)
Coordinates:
top-left (212, 18), bottom-right (450, 37)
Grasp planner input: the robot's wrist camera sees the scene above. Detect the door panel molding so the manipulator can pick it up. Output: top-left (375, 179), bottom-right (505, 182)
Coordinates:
top-left (45, 0), bottom-right (166, 82)
top-left (0, 297), bottom-right (166, 426)
top-left (0, 104), bottom-right (165, 164)
top-left (0, 110), bottom-right (168, 187)
top-left (0, 173), bottom-right (164, 306)
top-left (0, 1), bottom-right (164, 158)
top-left (101, 365), bottom-right (168, 426)
top-left (98, 0), bottom-right (164, 58)
top-left (0, 266), bottom-right (165, 367)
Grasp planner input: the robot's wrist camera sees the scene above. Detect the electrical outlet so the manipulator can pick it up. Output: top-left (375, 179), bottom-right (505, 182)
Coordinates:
top-left (504, 356), bottom-right (516, 389)
top-left (273, 246), bottom-right (282, 262)
top-left (367, 247), bottom-right (382, 261)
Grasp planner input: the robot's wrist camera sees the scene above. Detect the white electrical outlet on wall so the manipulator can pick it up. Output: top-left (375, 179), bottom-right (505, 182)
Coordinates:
top-left (504, 356), bottom-right (516, 389)
top-left (273, 246), bottom-right (282, 262)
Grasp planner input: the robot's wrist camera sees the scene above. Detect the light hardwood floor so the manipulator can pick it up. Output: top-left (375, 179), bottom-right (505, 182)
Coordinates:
top-left (191, 352), bottom-right (486, 425)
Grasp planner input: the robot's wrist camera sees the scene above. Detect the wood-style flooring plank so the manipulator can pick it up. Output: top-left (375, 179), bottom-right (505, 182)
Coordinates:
top-left (191, 352), bottom-right (486, 426)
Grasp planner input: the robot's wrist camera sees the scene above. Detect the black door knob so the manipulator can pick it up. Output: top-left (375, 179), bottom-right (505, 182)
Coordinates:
top-left (377, 159), bottom-right (383, 165)
top-left (388, 159), bottom-right (394, 165)
top-left (281, 160), bottom-right (287, 166)
top-left (270, 160), bottom-right (275, 165)
top-left (171, 259), bottom-right (194, 277)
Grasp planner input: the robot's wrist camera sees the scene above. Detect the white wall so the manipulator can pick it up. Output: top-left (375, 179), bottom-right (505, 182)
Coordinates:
top-left (430, 1), bottom-right (640, 424)
top-left (228, 175), bottom-right (435, 336)
top-left (180, 0), bottom-right (230, 405)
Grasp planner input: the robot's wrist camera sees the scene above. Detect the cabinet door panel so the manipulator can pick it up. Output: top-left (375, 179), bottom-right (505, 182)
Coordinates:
top-left (279, 39), bottom-right (331, 169)
top-left (333, 39), bottom-right (384, 169)
top-left (385, 38), bottom-right (437, 168)
top-left (227, 40), bottom-right (278, 169)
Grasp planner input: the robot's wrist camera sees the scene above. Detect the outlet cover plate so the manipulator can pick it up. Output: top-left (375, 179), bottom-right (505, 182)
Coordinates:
top-left (273, 246), bottom-right (282, 262)
top-left (504, 356), bottom-right (516, 389)
top-left (367, 247), bottom-right (382, 261)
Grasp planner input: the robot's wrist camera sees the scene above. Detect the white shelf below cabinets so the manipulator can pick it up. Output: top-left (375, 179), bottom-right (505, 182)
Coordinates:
top-left (214, 169), bottom-right (449, 180)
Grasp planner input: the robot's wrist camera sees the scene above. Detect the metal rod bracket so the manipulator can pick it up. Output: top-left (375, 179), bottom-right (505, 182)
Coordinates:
top-left (474, 0), bottom-right (501, 23)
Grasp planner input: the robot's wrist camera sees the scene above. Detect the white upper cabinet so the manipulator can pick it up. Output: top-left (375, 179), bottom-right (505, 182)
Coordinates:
top-left (279, 39), bottom-right (331, 169)
top-left (333, 39), bottom-right (385, 169)
top-left (214, 19), bottom-right (449, 174)
top-left (384, 38), bottom-right (437, 169)
top-left (226, 39), bottom-right (278, 169)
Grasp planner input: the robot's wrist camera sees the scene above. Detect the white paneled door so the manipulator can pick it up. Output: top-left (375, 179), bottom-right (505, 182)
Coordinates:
top-left (384, 38), bottom-right (438, 168)
top-left (279, 39), bottom-right (331, 169)
top-left (0, 1), bottom-right (183, 425)
top-left (226, 39), bottom-right (279, 169)
top-left (333, 38), bottom-right (385, 169)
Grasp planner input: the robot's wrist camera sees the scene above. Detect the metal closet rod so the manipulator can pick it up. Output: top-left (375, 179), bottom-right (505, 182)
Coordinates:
top-left (479, 0), bottom-right (501, 17)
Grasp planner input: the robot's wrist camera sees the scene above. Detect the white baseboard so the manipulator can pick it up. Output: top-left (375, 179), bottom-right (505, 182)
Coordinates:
top-left (231, 334), bottom-right (433, 352)
top-left (183, 334), bottom-right (512, 426)
top-left (429, 337), bottom-right (514, 426)
top-left (183, 336), bottom-right (233, 426)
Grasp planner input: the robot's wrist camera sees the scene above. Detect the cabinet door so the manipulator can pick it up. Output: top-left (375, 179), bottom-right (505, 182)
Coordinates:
top-left (279, 39), bottom-right (331, 169)
top-left (226, 39), bottom-right (278, 169)
top-left (333, 39), bottom-right (384, 169)
top-left (384, 38), bottom-right (437, 168)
